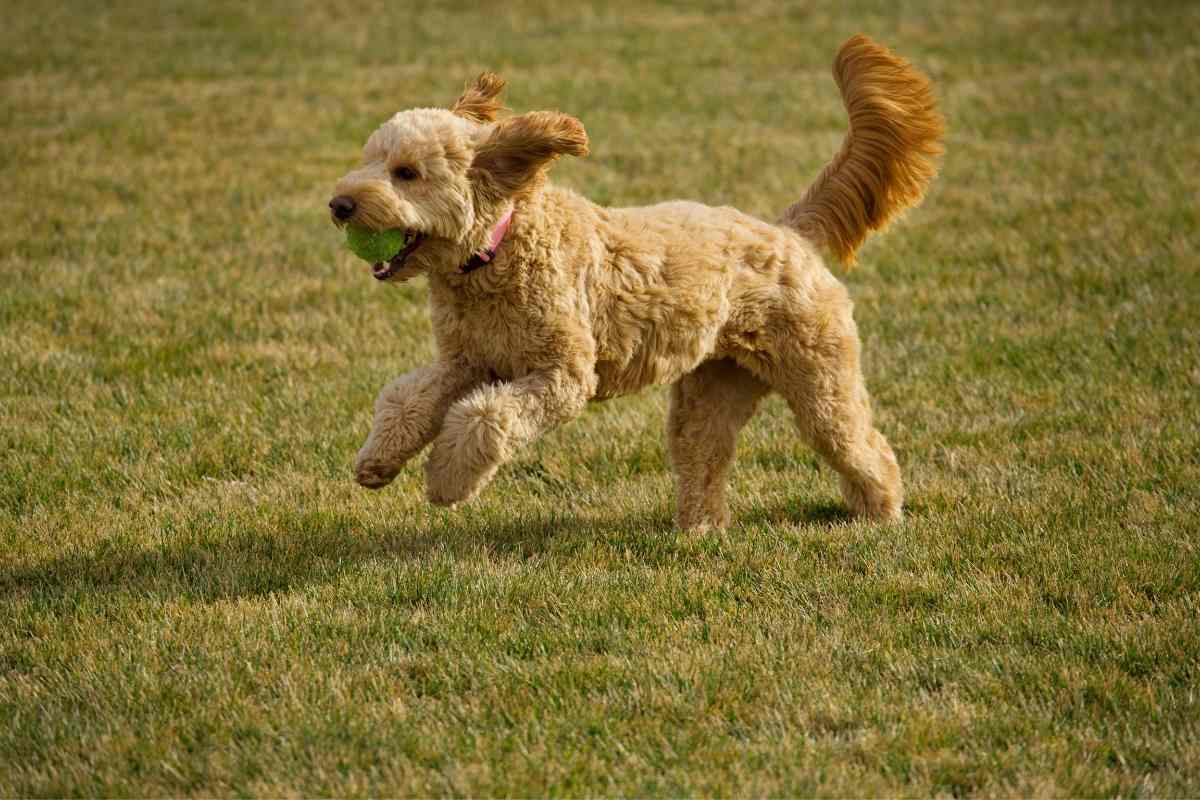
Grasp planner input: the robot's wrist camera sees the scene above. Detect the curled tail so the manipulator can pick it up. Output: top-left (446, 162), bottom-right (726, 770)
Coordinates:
top-left (780, 35), bottom-right (944, 265)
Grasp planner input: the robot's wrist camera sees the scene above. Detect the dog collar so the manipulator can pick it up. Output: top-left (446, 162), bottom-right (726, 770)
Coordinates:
top-left (461, 207), bottom-right (514, 273)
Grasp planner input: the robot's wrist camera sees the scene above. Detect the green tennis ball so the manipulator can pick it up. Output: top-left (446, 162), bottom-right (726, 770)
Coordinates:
top-left (345, 225), bottom-right (410, 263)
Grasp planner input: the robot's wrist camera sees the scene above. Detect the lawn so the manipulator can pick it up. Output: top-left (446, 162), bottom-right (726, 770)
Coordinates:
top-left (2, 0), bottom-right (1198, 795)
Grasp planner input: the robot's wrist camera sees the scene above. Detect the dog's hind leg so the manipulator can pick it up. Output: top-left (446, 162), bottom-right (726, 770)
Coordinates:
top-left (745, 290), bottom-right (903, 521)
top-left (791, 375), bottom-right (903, 522)
top-left (354, 359), bottom-right (487, 489)
top-left (668, 359), bottom-right (770, 531)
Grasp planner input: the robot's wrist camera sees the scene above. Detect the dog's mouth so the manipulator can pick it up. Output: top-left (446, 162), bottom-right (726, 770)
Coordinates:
top-left (371, 232), bottom-right (426, 281)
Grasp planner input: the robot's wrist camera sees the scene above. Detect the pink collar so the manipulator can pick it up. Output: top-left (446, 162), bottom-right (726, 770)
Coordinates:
top-left (461, 207), bottom-right (513, 273)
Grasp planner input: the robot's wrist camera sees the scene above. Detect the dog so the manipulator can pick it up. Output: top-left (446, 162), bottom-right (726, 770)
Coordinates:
top-left (329, 35), bottom-right (943, 530)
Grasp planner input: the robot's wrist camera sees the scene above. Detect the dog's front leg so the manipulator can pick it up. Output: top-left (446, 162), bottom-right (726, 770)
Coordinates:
top-left (355, 359), bottom-right (486, 489)
top-left (424, 366), bottom-right (593, 506)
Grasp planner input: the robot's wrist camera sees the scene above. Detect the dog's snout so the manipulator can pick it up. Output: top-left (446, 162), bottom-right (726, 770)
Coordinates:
top-left (329, 195), bottom-right (356, 221)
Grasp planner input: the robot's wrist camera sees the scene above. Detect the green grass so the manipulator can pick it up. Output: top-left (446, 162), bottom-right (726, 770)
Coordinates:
top-left (2, 0), bottom-right (1199, 795)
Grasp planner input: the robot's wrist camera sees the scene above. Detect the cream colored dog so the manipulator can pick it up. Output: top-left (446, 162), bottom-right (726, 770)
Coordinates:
top-left (330, 36), bottom-right (943, 529)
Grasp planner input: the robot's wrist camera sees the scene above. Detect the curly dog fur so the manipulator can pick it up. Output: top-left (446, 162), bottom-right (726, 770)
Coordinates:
top-left (330, 35), bottom-right (944, 529)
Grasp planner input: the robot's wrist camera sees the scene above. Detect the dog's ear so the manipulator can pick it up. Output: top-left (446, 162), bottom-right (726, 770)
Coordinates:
top-left (451, 73), bottom-right (506, 123)
top-left (470, 111), bottom-right (589, 196)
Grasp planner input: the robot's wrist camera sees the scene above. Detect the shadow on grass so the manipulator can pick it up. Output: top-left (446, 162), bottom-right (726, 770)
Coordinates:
top-left (2, 495), bottom-right (865, 605)
top-left (739, 498), bottom-right (852, 528)
top-left (741, 495), bottom-right (930, 528)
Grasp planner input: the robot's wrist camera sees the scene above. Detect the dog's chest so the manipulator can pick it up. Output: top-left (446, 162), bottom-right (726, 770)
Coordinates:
top-left (435, 296), bottom-right (530, 379)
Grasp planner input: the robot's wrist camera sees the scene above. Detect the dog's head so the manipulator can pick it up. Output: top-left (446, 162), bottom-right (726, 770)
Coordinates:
top-left (329, 74), bottom-right (588, 282)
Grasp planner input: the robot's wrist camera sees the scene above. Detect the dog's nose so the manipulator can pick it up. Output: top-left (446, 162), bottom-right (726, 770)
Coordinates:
top-left (329, 195), bottom-right (356, 221)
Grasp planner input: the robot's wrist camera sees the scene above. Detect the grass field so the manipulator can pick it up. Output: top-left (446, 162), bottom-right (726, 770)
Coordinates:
top-left (3, 0), bottom-right (1199, 795)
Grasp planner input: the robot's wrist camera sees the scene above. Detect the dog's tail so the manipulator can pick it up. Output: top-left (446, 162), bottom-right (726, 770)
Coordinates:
top-left (780, 35), bottom-right (944, 265)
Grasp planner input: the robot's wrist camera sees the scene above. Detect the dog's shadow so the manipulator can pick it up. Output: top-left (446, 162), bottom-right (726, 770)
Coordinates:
top-left (2, 499), bottom-right (862, 605)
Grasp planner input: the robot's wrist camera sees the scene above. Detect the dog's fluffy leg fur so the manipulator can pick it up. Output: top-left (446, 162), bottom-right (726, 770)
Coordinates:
top-left (354, 360), bottom-right (486, 489)
top-left (668, 359), bottom-right (770, 531)
top-left (779, 34), bottom-right (944, 265)
top-left (424, 365), bottom-right (593, 505)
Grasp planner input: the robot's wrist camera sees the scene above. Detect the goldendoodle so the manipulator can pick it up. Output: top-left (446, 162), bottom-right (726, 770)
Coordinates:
top-left (329, 35), bottom-right (943, 529)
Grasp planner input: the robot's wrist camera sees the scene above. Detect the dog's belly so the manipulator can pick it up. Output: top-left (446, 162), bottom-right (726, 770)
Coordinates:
top-left (591, 312), bottom-right (726, 398)
top-left (589, 272), bottom-right (731, 399)
top-left (593, 350), bottom-right (706, 399)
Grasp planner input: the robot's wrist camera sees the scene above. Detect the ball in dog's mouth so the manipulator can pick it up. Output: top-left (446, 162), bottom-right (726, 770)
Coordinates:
top-left (370, 232), bottom-right (425, 281)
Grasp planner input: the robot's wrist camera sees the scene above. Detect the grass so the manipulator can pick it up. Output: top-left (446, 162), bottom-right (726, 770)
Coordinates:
top-left (2, 0), bottom-right (1198, 795)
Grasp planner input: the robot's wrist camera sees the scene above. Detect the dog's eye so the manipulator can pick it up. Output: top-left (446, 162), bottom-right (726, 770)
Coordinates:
top-left (392, 165), bottom-right (419, 181)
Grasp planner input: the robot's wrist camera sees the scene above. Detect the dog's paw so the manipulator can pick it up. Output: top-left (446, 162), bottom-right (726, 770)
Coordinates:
top-left (425, 445), bottom-right (499, 506)
top-left (675, 506), bottom-right (731, 533)
top-left (424, 392), bottom-right (514, 505)
top-left (354, 447), bottom-right (400, 490)
top-left (425, 470), bottom-right (479, 507)
top-left (839, 475), bottom-right (903, 522)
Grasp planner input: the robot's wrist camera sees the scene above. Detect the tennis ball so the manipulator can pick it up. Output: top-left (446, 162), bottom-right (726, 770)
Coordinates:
top-left (345, 225), bottom-right (410, 263)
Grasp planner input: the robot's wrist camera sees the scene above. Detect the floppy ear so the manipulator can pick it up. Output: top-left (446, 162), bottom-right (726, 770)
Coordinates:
top-left (470, 111), bottom-right (589, 196)
top-left (451, 72), bottom-right (506, 123)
